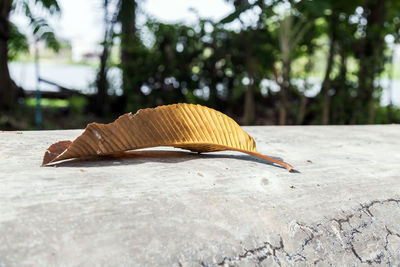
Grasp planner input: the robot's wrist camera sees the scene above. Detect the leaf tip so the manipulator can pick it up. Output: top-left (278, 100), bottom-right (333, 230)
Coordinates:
top-left (41, 140), bottom-right (72, 166)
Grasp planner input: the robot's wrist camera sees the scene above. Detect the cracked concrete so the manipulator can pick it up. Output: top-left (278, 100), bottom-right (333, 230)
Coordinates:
top-left (0, 126), bottom-right (399, 266)
top-left (205, 199), bottom-right (400, 266)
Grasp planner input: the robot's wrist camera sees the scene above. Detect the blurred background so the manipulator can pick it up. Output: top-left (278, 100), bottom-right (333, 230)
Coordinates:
top-left (1, 0), bottom-right (399, 130)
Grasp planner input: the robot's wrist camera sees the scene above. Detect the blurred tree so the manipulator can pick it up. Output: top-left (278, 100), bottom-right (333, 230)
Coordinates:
top-left (0, 0), bottom-right (18, 110)
top-left (320, 11), bottom-right (337, 125)
top-left (94, 0), bottom-right (120, 116)
top-left (275, 12), bottom-right (312, 125)
top-left (353, 0), bottom-right (398, 123)
top-left (8, 22), bottom-right (29, 60)
top-left (116, 0), bottom-right (400, 125)
top-left (3, 0), bottom-right (400, 130)
top-left (144, 22), bottom-right (199, 106)
top-left (301, 0), bottom-right (360, 124)
top-left (219, 0), bottom-right (277, 124)
top-left (0, 0), bottom-right (60, 111)
top-left (118, 0), bottom-right (149, 111)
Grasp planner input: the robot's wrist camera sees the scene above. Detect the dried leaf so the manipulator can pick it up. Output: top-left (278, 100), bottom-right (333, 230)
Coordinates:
top-left (42, 103), bottom-right (293, 171)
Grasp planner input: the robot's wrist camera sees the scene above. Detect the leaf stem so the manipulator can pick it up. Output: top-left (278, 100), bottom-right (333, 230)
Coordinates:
top-left (236, 149), bottom-right (294, 172)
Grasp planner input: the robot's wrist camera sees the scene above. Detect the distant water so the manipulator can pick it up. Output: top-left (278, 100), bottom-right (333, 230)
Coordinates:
top-left (9, 62), bottom-right (400, 106)
top-left (9, 62), bottom-right (97, 94)
top-left (9, 62), bottom-right (122, 96)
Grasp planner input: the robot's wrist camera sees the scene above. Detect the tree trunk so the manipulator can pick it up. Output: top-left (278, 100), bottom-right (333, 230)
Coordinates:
top-left (95, 38), bottom-right (110, 116)
top-left (321, 13), bottom-right (337, 125)
top-left (337, 52), bottom-right (348, 124)
top-left (296, 95), bottom-right (306, 125)
top-left (118, 0), bottom-right (144, 109)
top-left (0, 0), bottom-right (18, 110)
top-left (272, 64), bottom-right (288, 125)
top-left (94, 0), bottom-right (115, 116)
top-left (243, 35), bottom-right (256, 125)
top-left (386, 46), bottom-right (395, 123)
top-left (356, 0), bottom-right (386, 124)
top-left (243, 80), bottom-right (255, 125)
top-left (279, 61), bottom-right (290, 125)
top-left (297, 54), bottom-right (313, 125)
top-left (209, 58), bottom-right (218, 109)
top-left (119, 0), bottom-right (136, 67)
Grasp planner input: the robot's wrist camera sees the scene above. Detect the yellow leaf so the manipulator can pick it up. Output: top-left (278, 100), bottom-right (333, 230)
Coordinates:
top-left (42, 103), bottom-right (293, 171)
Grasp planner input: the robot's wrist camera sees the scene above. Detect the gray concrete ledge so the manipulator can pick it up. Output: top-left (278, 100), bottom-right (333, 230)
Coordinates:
top-left (0, 125), bottom-right (400, 266)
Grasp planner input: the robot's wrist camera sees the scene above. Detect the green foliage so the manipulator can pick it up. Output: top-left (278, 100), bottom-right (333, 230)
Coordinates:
top-left (68, 96), bottom-right (87, 114)
top-left (12, 0), bottom-right (60, 14)
top-left (25, 98), bottom-right (68, 108)
top-left (374, 105), bottom-right (400, 124)
top-left (8, 22), bottom-right (29, 60)
top-left (25, 96), bottom-right (87, 113)
top-left (22, 1), bottom-right (60, 50)
top-left (106, 0), bottom-right (400, 125)
top-left (31, 0), bottom-right (60, 14)
top-left (10, 0), bottom-right (61, 55)
top-left (6, 0), bottom-right (400, 129)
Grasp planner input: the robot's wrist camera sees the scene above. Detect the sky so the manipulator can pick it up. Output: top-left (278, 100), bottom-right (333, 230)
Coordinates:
top-left (11, 0), bottom-right (234, 60)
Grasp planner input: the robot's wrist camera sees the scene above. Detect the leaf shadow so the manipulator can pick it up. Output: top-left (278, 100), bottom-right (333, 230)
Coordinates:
top-left (48, 149), bottom-right (293, 171)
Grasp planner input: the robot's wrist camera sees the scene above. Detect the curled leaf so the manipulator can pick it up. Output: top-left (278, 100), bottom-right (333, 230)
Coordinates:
top-left (42, 103), bottom-right (293, 171)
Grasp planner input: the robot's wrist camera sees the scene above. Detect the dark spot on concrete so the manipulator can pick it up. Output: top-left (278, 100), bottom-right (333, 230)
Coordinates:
top-left (262, 178), bottom-right (269, 185)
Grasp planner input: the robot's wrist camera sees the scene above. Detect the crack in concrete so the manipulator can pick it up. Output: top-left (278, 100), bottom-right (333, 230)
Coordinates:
top-left (201, 198), bottom-right (400, 266)
top-left (383, 225), bottom-right (400, 266)
top-left (210, 237), bottom-right (287, 266)
top-left (345, 198), bottom-right (400, 265)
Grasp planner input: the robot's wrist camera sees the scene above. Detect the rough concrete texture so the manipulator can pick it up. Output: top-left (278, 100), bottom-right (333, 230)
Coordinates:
top-left (0, 125), bottom-right (399, 266)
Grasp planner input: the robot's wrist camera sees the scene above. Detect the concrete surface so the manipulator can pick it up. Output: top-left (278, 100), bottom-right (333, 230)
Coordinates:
top-left (0, 125), bottom-right (400, 266)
